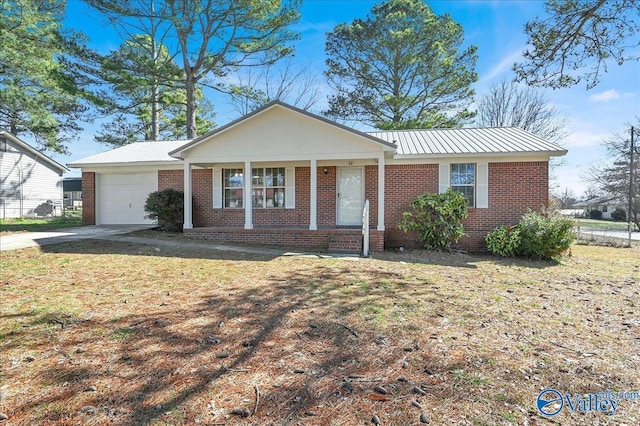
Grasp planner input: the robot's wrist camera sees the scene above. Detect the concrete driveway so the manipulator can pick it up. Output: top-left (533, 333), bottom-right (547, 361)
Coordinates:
top-left (0, 225), bottom-right (154, 252)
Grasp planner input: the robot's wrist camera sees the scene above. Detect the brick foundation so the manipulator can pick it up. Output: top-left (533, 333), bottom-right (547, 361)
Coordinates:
top-left (184, 227), bottom-right (384, 254)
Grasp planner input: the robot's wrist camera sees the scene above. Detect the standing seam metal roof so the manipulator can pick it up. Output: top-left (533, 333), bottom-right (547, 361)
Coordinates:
top-left (368, 127), bottom-right (566, 156)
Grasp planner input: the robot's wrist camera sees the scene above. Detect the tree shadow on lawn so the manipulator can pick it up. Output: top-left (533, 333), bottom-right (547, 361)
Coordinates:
top-left (40, 238), bottom-right (282, 262)
top-left (6, 263), bottom-right (474, 425)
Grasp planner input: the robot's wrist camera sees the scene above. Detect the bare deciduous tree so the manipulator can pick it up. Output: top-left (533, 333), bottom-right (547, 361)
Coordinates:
top-left (476, 79), bottom-right (567, 143)
top-left (226, 59), bottom-right (320, 116)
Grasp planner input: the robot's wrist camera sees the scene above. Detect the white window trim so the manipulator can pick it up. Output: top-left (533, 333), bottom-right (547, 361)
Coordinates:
top-left (438, 162), bottom-right (488, 209)
top-left (213, 166), bottom-right (295, 209)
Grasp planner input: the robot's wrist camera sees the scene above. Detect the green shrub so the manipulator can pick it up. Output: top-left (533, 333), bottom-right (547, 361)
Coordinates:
top-left (398, 189), bottom-right (468, 250)
top-left (516, 210), bottom-right (576, 260)
top-left (485, 225), bottom-right (521, 257)
top-left (144, 188), bottom-right (184, 232)
top-left (486, 211), bottom-right (576, 261)
top-left (589, 209), bottom-right (603, 219)
top-left (611, 207), bottom-right (627, 222)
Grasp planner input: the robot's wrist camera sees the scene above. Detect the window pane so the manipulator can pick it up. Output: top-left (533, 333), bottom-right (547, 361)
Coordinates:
top-left (451, 163), bottom-right (475, 185)
top-left (225, 169), bottom-right (244, 188)
top-left (252, 188), bottom-right (264, 207)
top-left (452, 185), bottom-right (474, 207)
top-left (265, 187), bottom-right (285, 208)
top-left (224, 189), bottom-right (243, 208)
top-left (252, 168), bottom-right (264, 187)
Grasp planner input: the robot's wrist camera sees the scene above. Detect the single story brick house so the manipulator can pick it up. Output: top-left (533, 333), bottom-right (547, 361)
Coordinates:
top-left (68, 101), bottom-right (566, 253)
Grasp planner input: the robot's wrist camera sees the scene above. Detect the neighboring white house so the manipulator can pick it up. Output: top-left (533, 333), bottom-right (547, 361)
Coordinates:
top-left (573, 196), bottom-right (625, 220)
top-left (0, 131), bottom-right (69, 219)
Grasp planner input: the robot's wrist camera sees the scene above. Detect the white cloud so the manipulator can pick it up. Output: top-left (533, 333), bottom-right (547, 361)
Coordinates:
top-left (478, 48), bottom-right (524, 85)
top-left (589, 89), bottom-right (621, 103)
top-left (562, 130), bottom-right (610, 148)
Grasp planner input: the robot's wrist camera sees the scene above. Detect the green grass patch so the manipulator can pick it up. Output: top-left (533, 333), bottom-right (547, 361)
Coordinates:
top-left (0, 215), bottom-right (82, 233)
top-left (576, 217), bottom-right (636, 231)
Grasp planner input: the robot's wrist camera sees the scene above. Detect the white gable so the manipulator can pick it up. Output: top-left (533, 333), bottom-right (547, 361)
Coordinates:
top-left (172, 103), bottom-right (395, 163)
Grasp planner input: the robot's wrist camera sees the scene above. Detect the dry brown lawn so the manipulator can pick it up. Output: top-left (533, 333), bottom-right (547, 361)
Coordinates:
top-left (1, 234), bottom-right (639, 425)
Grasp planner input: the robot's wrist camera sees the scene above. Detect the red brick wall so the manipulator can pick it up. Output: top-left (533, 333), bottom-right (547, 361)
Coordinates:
top-left (383, 162), bottom-right (549, 251)
top-left (384, 164), bottom-right (439, 248)
top-left (462, 161), bottom-right (549, 249)
top-left (318, 166), bottom-right (336, 227)
top-left (365, 165), bottom-right (379, 229)
top-left (82, 172), bottom-right (95, 225)
top-left (158, 161), bottom-right (549, 252)
top-left (158, 169), bottom-right (183, 191)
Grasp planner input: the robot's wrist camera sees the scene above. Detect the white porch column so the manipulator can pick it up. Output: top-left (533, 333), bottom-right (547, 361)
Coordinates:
top-left (183, 161), bottom-right (193, 229)
top-left (309, 159), bottom-right (318, 230)
top-left (377, 154), bottom-right (385, 231)
top-left (244, 160), bottom-right (253, 229)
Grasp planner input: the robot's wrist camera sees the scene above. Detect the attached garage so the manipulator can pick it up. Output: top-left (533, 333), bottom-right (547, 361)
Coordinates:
top-left (97, 172), bottom-right (157, 225)
top-left (66, 140), bottom-right (187, 226)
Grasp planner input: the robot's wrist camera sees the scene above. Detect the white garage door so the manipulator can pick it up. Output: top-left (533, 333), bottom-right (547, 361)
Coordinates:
top-left (98, 173), bottom-right (158, 225)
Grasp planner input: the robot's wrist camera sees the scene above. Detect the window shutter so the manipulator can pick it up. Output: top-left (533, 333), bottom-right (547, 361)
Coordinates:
top-left (285, 167), bottom-right (295, 209)
top-left (212, 167), bottom-right (222, 208)
top-left (476, 162), bottom-right (488, 208)
top-left (438, 163), bottom-right (450, 193)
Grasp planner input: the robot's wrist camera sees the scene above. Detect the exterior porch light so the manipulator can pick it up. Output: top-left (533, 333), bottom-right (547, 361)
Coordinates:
top-left (323, 167), bottom-right (328, 174)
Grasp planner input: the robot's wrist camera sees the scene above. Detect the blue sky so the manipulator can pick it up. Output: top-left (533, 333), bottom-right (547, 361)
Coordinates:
top-left (54, 0), bottom-right (640, 197)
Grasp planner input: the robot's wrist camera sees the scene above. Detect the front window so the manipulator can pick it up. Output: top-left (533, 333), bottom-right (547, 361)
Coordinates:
top-left (224, 167), bottom-right (286, 208)
top-left (252, 167), bottom-right (285, 208)
top-left (451, 163), bottom-right (475, 207)
top-left (224, 168), bottom-right (244, 208)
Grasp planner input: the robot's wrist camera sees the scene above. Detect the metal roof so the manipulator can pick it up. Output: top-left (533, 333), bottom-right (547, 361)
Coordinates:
top-left (368, 127), bottom-right (567, 157)
top-left (68, 140), bottom-right (188, 168)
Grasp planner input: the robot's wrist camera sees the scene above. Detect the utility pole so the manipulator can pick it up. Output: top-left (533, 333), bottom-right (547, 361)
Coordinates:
top-left (629, 126), bottom-right (636, 247)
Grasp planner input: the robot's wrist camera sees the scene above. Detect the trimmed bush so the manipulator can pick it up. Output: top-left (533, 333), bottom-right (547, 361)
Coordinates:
top-left (589, 209), bottom-right (603, 219)
top-left (485, 210), bottom-right (576, 261)
top-left (398, 189), bottom-right (468, 250)
top-left (611, 207), bottom-right (627, 222)
top-left (144, 188), bottom-right (184, 232)
top-left (485, 225), bottom-right (521, 257)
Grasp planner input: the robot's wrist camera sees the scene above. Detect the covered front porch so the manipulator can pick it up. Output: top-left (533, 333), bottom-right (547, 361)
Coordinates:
top-left (168, 102), bottom-right (397, 253)
top-left (179, 160), bottom-right (387, 254)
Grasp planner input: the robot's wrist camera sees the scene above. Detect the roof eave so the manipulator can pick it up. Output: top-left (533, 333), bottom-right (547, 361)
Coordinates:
top-left (393, 150), bottom-right (568, 159)
top-left (67, 160), bottom-right (182, 169)
top-left (0, 131), bottom-right (70, 173)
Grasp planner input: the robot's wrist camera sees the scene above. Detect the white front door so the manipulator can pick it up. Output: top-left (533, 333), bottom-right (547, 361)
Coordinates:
top-left (337, 167), bottom-right (364, 226)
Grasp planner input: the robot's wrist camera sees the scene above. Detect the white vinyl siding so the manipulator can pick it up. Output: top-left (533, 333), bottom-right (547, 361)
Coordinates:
top-left (0, 140), bottom-right (64, 218)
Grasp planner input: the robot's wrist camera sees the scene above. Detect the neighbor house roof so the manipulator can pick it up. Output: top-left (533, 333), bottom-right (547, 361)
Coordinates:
top-left (67, 140), bottom-right (188, 168)
top-left (573, 196), bottom-right (621, 208)
top-left (63, 177), bottom-right (82, 192)
top-left (369, 127), bottom-right (567, 157)
top-left (0, 131), bottom-right (69, 173)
